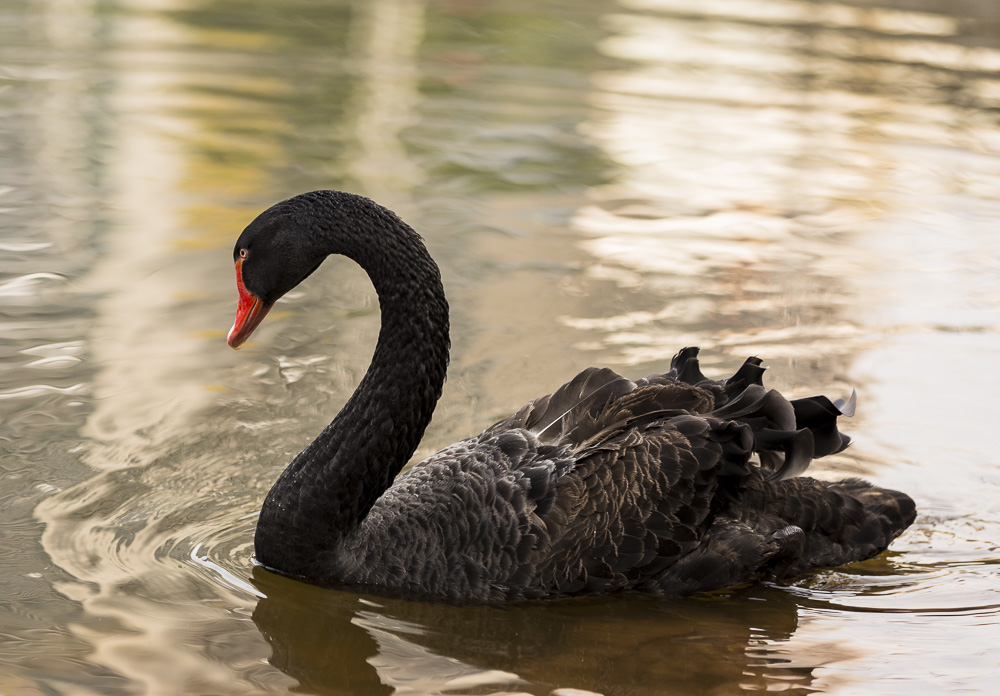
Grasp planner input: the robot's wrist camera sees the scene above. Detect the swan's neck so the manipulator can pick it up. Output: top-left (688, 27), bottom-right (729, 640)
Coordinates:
top-left (254, 208), bottom-right (449, 578)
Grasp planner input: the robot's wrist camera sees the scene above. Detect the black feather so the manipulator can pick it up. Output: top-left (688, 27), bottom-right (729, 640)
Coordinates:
top-left (236, 192), bottom-right (917, 602)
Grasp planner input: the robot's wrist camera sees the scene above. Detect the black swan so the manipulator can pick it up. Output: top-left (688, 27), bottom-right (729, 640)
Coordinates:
top-left (227, 190), bottom-right (916, 601)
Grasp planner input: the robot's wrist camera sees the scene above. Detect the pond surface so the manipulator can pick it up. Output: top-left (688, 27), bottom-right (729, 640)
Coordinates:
top-left (2, 0), bottom-right (999, 693)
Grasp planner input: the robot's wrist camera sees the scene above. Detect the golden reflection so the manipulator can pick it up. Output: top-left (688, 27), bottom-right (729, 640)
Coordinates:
top-left (345, 0), bottom-right (427, 212)
top-left (34, 0), bottom-right (432, 692)
top-left (622, 0), bottom-right (958, 37)
top-left (569, 1), bottom-right (1000, 690)
top-left (813, 32), bottom-right (1000, 73)
top-left (32, 0), bottom-right (276, 692)
top-left (72, 32), bottom-right (215, 472)
top-left (572, 0), bottom-right (998, 376)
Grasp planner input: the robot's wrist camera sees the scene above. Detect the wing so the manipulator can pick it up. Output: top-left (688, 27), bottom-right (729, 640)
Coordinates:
top-left (501, 347), bottom-right (859, 597)
top-left (345, 348), bottom-right (869, 600)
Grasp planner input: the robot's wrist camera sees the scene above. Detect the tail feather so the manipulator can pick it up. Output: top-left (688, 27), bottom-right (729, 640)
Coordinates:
top-left (668, 347), bottom-right (852, 481)
top-left (494, 347), bottom-right (858, 484)
top-left (479, 346), bottom-right (914, 596)
top-left (790, 394), bottom-right (853, 456)
top-left (666, 348), bottom-right (915, 583)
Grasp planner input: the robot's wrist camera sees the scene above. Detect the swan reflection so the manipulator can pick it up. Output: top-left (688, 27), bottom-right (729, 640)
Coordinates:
top-left (252, 567), bottom-right (815, 695)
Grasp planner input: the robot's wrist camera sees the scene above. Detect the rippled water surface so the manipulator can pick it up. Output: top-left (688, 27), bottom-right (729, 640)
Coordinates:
top-left (2, 0), bottom-right (999, 693)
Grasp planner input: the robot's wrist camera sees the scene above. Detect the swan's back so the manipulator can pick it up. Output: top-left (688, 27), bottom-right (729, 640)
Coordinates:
top-left (332, 348), bottom-right (915, 601)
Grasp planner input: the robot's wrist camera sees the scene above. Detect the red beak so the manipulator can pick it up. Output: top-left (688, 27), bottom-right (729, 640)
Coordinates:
top-left (228, 259), bottom-right (273, 349)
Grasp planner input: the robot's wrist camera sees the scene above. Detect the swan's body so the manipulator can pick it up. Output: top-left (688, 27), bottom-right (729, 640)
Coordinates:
top-left (228, 190), bottom-right (915, 601)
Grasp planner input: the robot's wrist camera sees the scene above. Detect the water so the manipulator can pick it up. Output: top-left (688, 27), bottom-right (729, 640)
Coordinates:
top-left (2, 0), bottom-right (999, 693)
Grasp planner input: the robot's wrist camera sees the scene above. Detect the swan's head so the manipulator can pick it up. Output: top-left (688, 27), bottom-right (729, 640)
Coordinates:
top-left (227, 197), bottom-right (327, 349)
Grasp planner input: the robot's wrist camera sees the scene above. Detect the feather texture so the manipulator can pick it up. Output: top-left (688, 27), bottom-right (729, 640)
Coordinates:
top-left (336, 348), bottom-right (914, 600)
top-left (231, 190), bottom-right (916, 602)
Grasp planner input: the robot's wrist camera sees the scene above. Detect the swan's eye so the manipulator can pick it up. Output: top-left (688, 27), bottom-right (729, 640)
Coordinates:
top-left (239, 248), bottom-right (248, 260)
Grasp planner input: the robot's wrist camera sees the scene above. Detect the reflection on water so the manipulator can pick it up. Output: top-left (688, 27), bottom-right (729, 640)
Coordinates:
top-left (1, 0), bottom-right (999, 693)
top-left (251, 568), bottom-right (814, 696)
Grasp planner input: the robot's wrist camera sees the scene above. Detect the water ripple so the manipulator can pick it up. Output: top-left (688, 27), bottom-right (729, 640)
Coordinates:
top-left (0, 383), bottom-right (87, 400)
top-left (1, 0), bottom-right (998, 693)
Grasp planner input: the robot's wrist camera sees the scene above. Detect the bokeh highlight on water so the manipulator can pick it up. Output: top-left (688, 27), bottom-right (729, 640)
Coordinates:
top-left (1, 0), bottom-right (999, 693)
